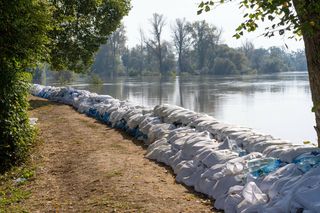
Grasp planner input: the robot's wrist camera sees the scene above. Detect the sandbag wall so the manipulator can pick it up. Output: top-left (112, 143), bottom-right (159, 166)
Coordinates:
top-left (31, 84), bottom-right (320, 213)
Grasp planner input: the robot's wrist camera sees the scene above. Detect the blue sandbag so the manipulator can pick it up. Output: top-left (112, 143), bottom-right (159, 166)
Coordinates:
top-left (87, 108), bottom-right (97, 118)
top-left (248, 158), bottom-right (282, 178)
top-left (293, 151), bottom-right (320, 173)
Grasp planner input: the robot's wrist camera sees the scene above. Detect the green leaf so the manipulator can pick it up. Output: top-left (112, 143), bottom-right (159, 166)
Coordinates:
top-left (268, 15), bottom-right (275, 21)
top-left (233, 33), bottom-right (241, 39)
top-left (279, 29), bottom-right (285, 35)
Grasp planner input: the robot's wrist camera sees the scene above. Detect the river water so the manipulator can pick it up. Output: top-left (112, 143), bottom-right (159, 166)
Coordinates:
top-left (51, 71), bottom-right (315, 144)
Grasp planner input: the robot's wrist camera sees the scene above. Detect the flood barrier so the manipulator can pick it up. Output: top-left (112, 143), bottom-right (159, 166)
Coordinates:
top-left (31, 84), bottom-right (320, 212)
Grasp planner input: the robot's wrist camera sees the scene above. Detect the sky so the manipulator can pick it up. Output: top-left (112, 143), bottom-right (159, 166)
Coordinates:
top-left (123, 0), bottom-right (305, 51)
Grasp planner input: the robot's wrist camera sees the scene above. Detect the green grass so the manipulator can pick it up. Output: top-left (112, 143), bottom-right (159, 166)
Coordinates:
top-left (0, 166), bottom-right (35, 213)
top-left (0, 125), bottom-right (40, 213)
top-left (105, 170), bottom-right (123, 179)
top-left (110, 143), bottom-right (125, 150)
top-left (85, 195), bottom-right (144, 212)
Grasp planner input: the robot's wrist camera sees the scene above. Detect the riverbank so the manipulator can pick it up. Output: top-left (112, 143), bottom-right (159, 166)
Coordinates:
top-left (0, 96), bottom-right (215, 212)
top-left (30, 84), bottom-right (320, 212)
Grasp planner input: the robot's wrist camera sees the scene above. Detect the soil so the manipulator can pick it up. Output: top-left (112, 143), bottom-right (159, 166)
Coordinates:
top-left (21, 96), bottom-right (218, 212)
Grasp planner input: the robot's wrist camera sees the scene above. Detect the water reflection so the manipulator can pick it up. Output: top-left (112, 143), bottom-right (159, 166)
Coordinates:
top-left (52, 72), bottom-right (314, 144)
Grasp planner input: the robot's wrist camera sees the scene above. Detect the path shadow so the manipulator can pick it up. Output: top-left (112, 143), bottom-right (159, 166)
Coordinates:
top-left (29, 99), bottom-right (62, 110)
top-left (45, 104), bottom-right (221, 212)
top-left (92, 121), bottom-right (219, 211)
top-left (152, 161), bottom-right (219, 212)
top-left (92, 120), bottom-right (149, 150)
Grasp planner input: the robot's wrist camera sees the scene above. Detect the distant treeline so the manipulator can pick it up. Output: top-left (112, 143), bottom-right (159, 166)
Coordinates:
top-left (91, 13), bottom-right (307, 78)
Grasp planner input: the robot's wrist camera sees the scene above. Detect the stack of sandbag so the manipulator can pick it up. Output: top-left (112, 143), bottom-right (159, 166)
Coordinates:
top-left (31, 84), bottom-right (320, 213)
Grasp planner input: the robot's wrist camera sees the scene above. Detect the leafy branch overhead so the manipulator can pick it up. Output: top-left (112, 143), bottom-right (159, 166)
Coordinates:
top-left (0, 0), bottom-right (131, 170)
top-left (0, 0), bottom-right (130, 74)
top-left (49, 0), bottom-right (131, 73)
top-left (197, 0), bottom-right (320, 39)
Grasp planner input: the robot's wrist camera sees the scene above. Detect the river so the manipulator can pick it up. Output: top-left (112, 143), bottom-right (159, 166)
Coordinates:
top-left (49, 71), bottom-right (315, 144)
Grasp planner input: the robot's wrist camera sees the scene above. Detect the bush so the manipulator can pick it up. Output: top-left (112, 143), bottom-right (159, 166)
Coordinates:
top-left (212, 57), bottom-right (238, 75)
top-left (90, 74), bottom-right (103, 85)
top-left (53, 71), bottom-right (74, 85)
top-left (0, 72), bottom-right (35, 173)
top-left (260, 58), bottom-right (288, 73)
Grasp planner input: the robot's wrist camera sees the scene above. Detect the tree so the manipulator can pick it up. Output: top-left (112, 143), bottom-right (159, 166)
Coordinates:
top-left (0, 0), bottom-right (130, 171)
top-left (213, 44), bottom-right (252, 74)
top-left (146, 13), bottom-right (166, 74)
top-left (198, 0), bottom-right (320, 146)
top-left (213, 57), bottom-right (237, 75)
top-left (240, 40), bottom-right (255, 60)
top-left (137, 28), bottom-right (146, 75)
top-left (108, 24), bottom-right (127, 77)
top-left (290, 50), bottom-right (307, 71)
top-left (189, 20), bottom-right (221, 72)
top-left (249, 48), bottom-right (269, 72)
top-left (92, 24), bottom-right (127, 78)
top-left (172, 18), bottom-right (192, 73)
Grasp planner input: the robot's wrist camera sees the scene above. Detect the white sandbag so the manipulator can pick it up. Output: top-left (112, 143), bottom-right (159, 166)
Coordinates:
top-left (247, 140), bottom-right (288, 153)
top-left (211, 175), bottom-right (242, 201)
top-left (236, 181), bottom-right (268, 212)
top-left (170, 150), bottom-right (188, 171)
top-left (147, 123), bottom-right (174, 144)
top-left (292, 176), bottom-right (320, 212)
top-left (145, 142), bottom-right (171, 163)
top-left (146, 138), bottom-right (168, 153)
top-left (127, 113), bottom-right (145, 129)
top-left (159, 149), bottom-right (176, 165)
top-left (174, 160), bottom-right (196, 177)
top-left (213, 152), bottom-right (263, 179)
top-left (139, 116), bottom-right (161, 134)
top-left (260, 164), bottom-right (302, 196)
top-left (276, 146), bottom-right (320, 163)
top-left (170, 134), bottom-right (195, 150)
top-left (223, 185), bottom-right (244, 213)
top-left (263, 166), bottom-right (320, 212)
top-left (194, 174), bottom-right (215, 195)
top-left (195, 119), bottom-right (219, 132)
top-left (179, 164), bottom-right (206, 187)
top-left (201, 149), bottom-right (239, 168)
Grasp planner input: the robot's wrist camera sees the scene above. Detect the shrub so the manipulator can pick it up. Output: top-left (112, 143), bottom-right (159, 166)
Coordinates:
top-left (90, 74), bottom-right (103, 85)
top-left (212, 57), bottom-right (238, 75)
top-left (0, 72), bottom-right (35, 173)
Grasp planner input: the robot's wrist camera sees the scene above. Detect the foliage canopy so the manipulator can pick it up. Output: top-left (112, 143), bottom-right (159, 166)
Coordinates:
top-left (197, 0), bottom-right (320, 39)
top-left (0, 0), bottom-right (130, 170)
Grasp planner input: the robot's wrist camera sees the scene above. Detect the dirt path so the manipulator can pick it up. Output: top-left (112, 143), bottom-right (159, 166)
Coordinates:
top-left (22, 96), bottom-right (216, 212)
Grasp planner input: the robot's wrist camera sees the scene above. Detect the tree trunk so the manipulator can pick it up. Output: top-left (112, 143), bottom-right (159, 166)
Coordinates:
top-left (112, 47), bottom-right (116, 78)
top-left (178, 50), bottom-right (183, 73)
top-left (303, 32), bottom-right (320, 147)
top-left (292, 0), bottom-right (320, 146)
top-left (159, 47), bottom-right (163, 74)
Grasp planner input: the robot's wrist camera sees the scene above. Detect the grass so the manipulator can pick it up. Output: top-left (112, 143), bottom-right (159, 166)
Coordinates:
top-left (105, 170), bottom-right (123, 179)
top-left (110, 143), bottom-right (125, 150)
top-left (85, 195), bottom-right (144, 212)
top-left (0, 124), bottom-right (41, 213)
top-left (0, 166), bottom-right (35, 213)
